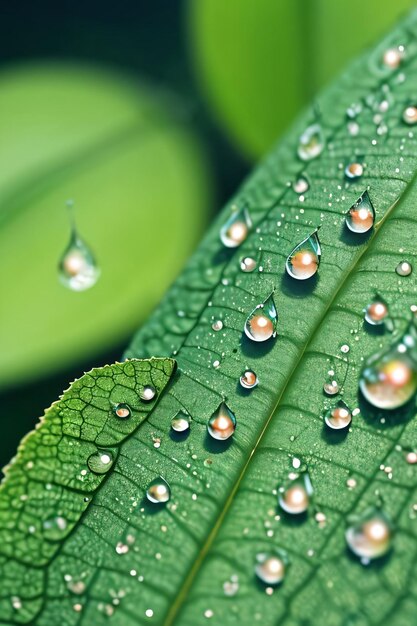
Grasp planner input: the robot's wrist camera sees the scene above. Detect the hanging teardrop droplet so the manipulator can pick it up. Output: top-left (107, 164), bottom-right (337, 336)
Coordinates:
top-left (286, 229), bottom-right (321, 280)
top-left (324, 401), bottom-right (352, 430)
top-left (87, 450), bottom-right (114, 474)
top-left (365, 298), bottom-right (389, 326)
top-left (345, 190), bottom-right (375, 234)
top-left (220, 205), bottom-right (252, 248)
top-left (279, 473), bottom-right (313, 515)
top-left (58, 201), bottom-right (100, 291)
top-left (255, 550), bottom-right (288, 585)
top-left (207, 401), bottom-right (236, 441)
top-left (113, 403), bottom-right (131, 419)
top-left (297, 123), bottom-right (325, 161)
top-left (346, 508), bottom-right (393, 562)
top-left (171, 411), bottom-right (190, 433)
top-left (239, 369), bottom-right (258, 389)
top-left (244, 294), bottom-right (277, 342)
top-left (359, 321), bottom-right (417, 409)
top-left (146, 477), bottom-right (171, 504)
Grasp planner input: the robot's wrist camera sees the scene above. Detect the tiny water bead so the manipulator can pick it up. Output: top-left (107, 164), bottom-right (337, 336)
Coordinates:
top-left (220, 205), bottom-right (252, 248)
top-left (244, 294), bottom-right (277, 342)
top-left (345, 190), bottom-right (375, 234)
top-left (403, 105), bottom-right (417, 125)
top-left (286, 229), bottom-right (321, 280)
top-left (171, 411), bottom-right (190, 433)
top-left (255, 551), bottom-right (288, 586)
top-left (293, 176), bottom-right (309, 194)
top-left (297, 123), bottom-right (325, 161)
top-left (146, 478), bottom-right (171, 504)
top-left (239, 369), bottom-right (258, 389)
top-left (87, 451), bottom-right (114, 474)
top-left (58, 200), bottom-right (100, 292)
top-left (365, 299), bottom-right (389, 326)
top-left (212, 320), bottom-right (223, 332)
top-left (324, 402), bottom-right (352, 430)
top-left (396, 260), bottom-right (413, 277)
top-left (279, 473), bottom-right (313, 515)
top-left (345, 509), bottom-right (393, 562)
top-left (207, 401), bottom-right (236, 441)
top-left (359, 321), bottom-right (417, 409)
top-left (240, 256), bottom-right (257, 272)
top-left (345, 162), bottom-right (363, 180)
top-left (113, 403), bottom-right (131, 419)
top-left (141, 385), bottom-right (156, 402)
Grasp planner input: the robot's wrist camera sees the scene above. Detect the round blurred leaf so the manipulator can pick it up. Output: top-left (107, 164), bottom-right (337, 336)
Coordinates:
top-left (188, 0), bottom-right (414, 159)
top-left (0, 63), bottom-right (212, 388)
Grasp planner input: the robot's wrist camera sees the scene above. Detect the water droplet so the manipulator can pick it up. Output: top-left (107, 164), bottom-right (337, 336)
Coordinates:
top-left (58, 201), bottom-right (100, 291)
top-left (207, 401), bottom-right (236, 441)
top-left (279, 473), bottom-right (313, 515)
top-left (293, 176), bottom-right (309, 194)
top-left (240, 256), bottom-right (257, 272)
top-left (345, 508), bottom-right (393, 561)
top-left (345, 190), bottom-right (375, 234)
top-left (383, 46), bottom-right (404, 69)
top-left (345, 162), bottom-right (363, 180)
top-left (323, 380), bottom-right (340, 396)
top-left (396, 260), bottom-right (412, 277)
top-left (297, 123), bottom-right (324, 161)
top-left (239, 369), bottom-right (258, 389)
top-left (255, 551), bottom-right (288, 585)
top-left (171, 411), bottom-right (190, 433)
top-left (212, 320), bottom-right (223, 331)
top-left (286, 229), bottom-right (321, 280)
top-left (347, 121), bottom-right (360, 136)
top-left (359, 321), bottom-right (417, 409)
top-left (324, 402), bottom-right (352, 430)
top-left (406, 451), bottom-right (417, 464)
top-left (141, 386), bottom-right (156, 402)
top-left (365, 298), bottom-right (389, 326)
top-left (146, 477), bottom-right (171, 504)
top-left (403, 105), bottom-right (417, 125)
top-left (220, 205), bottom-right (252, 248)
top-left (87, 450), bottom-right (114, 474)
top-left (113, 403), bottom-right (131, 419)
top-left (244, 294), bottom-right (277, 342)
top-left (341, 344), bottom-right (350, 354)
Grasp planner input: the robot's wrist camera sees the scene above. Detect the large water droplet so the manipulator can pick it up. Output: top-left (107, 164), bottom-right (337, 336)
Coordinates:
top-left (171, 411), bottom-right (190, 433)
top-left (279, 473), bottom-right (313, 515)
top-left (346, 508), bottom-right (393, 562)
top-left (220, 205), bottom-right (252, 248)
top-left (396, 260), bottom-right (412, 277)
top-left (58, 201), bottom-right (100, 291)
top-left (207, 401), bottom-right (236, 441)
top-left (324, 401), bottom-right (352, 430)
top-left (255, 551), bottom-right (288, 585)
top-left (286, 229), bottom-right (321, 280)
top-left (345, 190), bottom-right (375, 234)
top-left (239, 369), bottom-right (258, 389)
top-left (365, 298), bottom-right (389, 326)
top-left (113, 403), bottom-right (131, 419)
top-left (297, 123), bottom-right (324, 161)
top-left (87, 450), bottom-right (114, 474)
top-left (244, 294), bottom-right (277, 342)
top-left (146, 477), bottom-right (171, 504)
top-left (359, 321), bottom-right (417, 409)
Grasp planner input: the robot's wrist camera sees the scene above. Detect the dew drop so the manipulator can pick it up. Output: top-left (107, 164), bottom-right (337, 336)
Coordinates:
top-left (359, 320), bottom-right (417, 409)
top-left (324, 401), bottom-right (352, 430)
top-left (58, 200), bottom-right (100, 291)
top-left (255, 551), bottom-right (288, 585)
top-left (240, 256), bottom-right (257, 272)
top-left (171, 411), bottom-right (190, 433)
top-left (113, 403), bottom-right (131, 419)
top-left (146, 477), bottom-right (171, 504)
top-left (279, 473), bottom-right (313, 515)
top-left (403, 105), bottom-right (417, 125)
top-left (345, 162), bottom-right (363, 180)
top-left (297, 123), bottom-right (325, 161)
top-left (323, 380), bottom-right (340, 396)
top-left (141, 386), bottom-right (156, 402)
top-left (244, 294), bottom-right (277, 342)
top-left (365, 298), bottom-right (389, 326)
top-left (345, 508), bottom-right (393, 561)
top-left (220, 205), bottom-right (252, 248)
top-left (293, 176), bottom-right (309, 194)
top-left (212, 320), bottom-right (223, 332)
top-left (239, 369), bottom-right (258, 389)
top-left (383, 46), bottom-right (404, 69)
top-left (207, 401), bottom-right (236, 441)
top-left (345, 190), bottom-right (375, 234)
top-left (406, 451), bottom-right (417, 464)
top-left (347, 121), bottom-right (360, 136)
top-left (286, 229), bottom-right (321, 280)
top-left (87, 450), bottom-right (114, 474)
top-left (396, 260), bottom-right (412, 277)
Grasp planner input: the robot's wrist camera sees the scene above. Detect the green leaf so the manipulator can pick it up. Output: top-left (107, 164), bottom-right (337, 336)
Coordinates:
top-left (188, 0), bottom-right (415, 159)
top-left (3, 11), bottom-right (417, 626)
top-left (0, 63), bottom-right (212, 388)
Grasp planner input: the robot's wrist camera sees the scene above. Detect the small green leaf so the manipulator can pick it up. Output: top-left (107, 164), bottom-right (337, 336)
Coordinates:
top-left (3, 11), bottom-right (417, 626)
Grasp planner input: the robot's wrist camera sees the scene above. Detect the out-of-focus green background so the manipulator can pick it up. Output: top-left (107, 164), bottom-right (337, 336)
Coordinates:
top-left (0, 0), bottom-right (414, 468)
